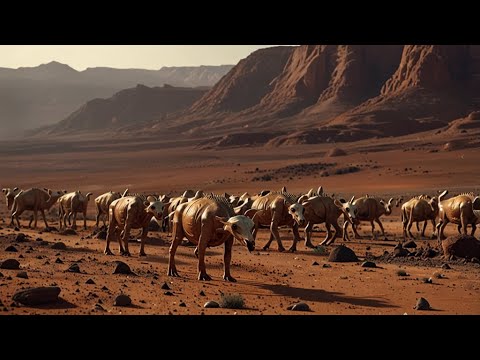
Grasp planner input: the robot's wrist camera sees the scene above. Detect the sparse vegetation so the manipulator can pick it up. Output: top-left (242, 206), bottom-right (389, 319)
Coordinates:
top-left (220, 293), bottom-right (245, 309)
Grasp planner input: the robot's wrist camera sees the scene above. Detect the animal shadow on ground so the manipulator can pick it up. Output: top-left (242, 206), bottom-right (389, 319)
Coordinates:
top-left (256, 283), bottom-right (398, 309)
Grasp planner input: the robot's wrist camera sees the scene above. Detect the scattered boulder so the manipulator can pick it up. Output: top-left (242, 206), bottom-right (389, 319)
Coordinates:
top-left (322, 263), bottom-right (331, 268)
top-left (204, 301), bottom-right (220, 308)
top-left (394, 243), bottom-right (410, 257)
top-left (414, 297), bottom-right (431, 310)
top-left (161, 282), bottom-right (171, 290)
top-left (361, 261), bottom-right (377, 268)
top-left (287, 302), bottom-right (311, 311)
top-left (442, 235), bottom-right (480, 260)
top-left (67, 263), bottom-right (81, 273)
top-left (328, 245), bottom-right (358, 262)
top-left (199, 290), bottom-right (206, 296)
top-left (441, 263), bottom-right (451, 270)
top-left (471, 257), bottom-right (480, 264)
top-left (5, 245), bottom-right (18, 252)
top-left (422, 248), bottom-right (438, 258)
top-left (0, 259), bottom-right (20, 270)
top-left (85, 278), bottom-right (95, 285)
top-left (15, 233), bottom-right (27, 242)
top-left (179, 302), bottom-right (186, 307)
top-left (55, 258), bottom-right (64, 264)
top-left (312, 261), bottom-right (320, 266)
top-left (113, 261), bottom-right (132, 274)
top-left (12, 286), bottom-right (61, 305)
top-left (16, 271), bottom-right (28, 279)
top-left (51, 242), bottom-right (67, 250)
top-left (164, 291), bottom-right (174, 296)
top-left (403, 240), bottom-right (417, 249)
top-left (114, 294), bottom-right (131, 307)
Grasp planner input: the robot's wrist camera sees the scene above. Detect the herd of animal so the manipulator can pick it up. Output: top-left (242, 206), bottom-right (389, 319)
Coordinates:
top-left (2, 186), bottom-right (480, 281)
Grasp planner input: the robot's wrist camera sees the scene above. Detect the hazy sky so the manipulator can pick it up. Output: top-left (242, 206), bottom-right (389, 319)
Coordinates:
top-left (0, 45), bottom-right (285, 70)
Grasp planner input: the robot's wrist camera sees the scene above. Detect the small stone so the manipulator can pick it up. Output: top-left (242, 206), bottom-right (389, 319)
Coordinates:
top-left (36, 238), bottom-right (43, 242)
top-left (14, 227), bottom-right (20, 231)
top-left (441, 263), bottom-right (451, 270)
top-left (403, 240), bottom-right (417, 249)
top-left (199, 290), bottom-right (206, 296)
top-left (15, 233), bottom-right (26, 242)
top-left (471, 257), bottom-right (480, 264)
top-left (18, 254), bottom-right (24, 259)
top-left (361, 261), bottom-right (376, 268)
top-left (322, 264), bottom-right (331, 268)
top-left (287, 302), bottom-right (310, 311)
top-left (16, 271), bottom-right (28, 279)
top-left (85, 278), bottom-right (95, 285)
top-left (0, 272), bottom-right (3, 277)
top-left (5, 245), bottom-right (18, 252)
top-left (43, 261), bottom-right (50, 265)
top-left (102, 286), bottom-right (109, 291)
top-left (414, 297), bottom-right (431, 310)
top-left (94, 303), bottom-right (106, 312)
top-left (113, 261), bottom-right (132, 275)
top-left (114, 294), bottom-right (131, 307)
top-left (67, 263), bottom-right (80, 273)
top-left (179, 302), bottom-right (186, 307)
top-left (204, 301), bottom-right (220, 308)
top-left (164, 291), bottom-right (174, 296)
top-left (311, 261), bottom-right (319, 266)
top-left (51, 242), bottom-right (67, 250)
top-left (366, 246), bottom-right (371, 250)
top-left (0, 259), bottom-right (20, 269)
top-left (55, 258), bottom-right (64, 264)
top-left (161, 282), bottom-right (171, 290)
top-left (422, 277), bottom-right (433, 284)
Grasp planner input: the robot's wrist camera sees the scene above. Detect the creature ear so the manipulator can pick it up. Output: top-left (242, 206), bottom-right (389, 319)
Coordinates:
top-left (334, 199), bottom-right (344, 209)
top-left (317, 186), bottom-right (323, 195)
top-left (13, 187), bottom-right (19, 192)
top-left (380, 200), bottom-right (385, 205)
top-left (144, 200), bottom-right (150, 207)
top-left (388, 198), bottom-right (394, 206)
top-left (215, 216), bottom-right (229, 226)
top-left (147, 195), bottom-right (157, 202)
top-left (350, 196), bottom-right (355, 203)
top-left (86, 192), bottom-right (93, 200)
top-left (260, 190), bottom-right (270, 196)
top-left (63, 190), bottom-right (68, 194)
top-left (2, 188), bottom-right (6, 194)
top-left (339, 198), bottom-right (346, 204)
top-left (281, 186), bottom-right (287, 193)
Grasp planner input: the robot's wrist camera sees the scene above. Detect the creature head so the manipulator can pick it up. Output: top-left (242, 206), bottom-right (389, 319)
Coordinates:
top-left (216, 215), bottom-right (255, 252)
top-left (379, 198), bottom-right (394, 215)
top-left (334, 195), bottom-right (357, 222)
top-left (288, 203), bottom-right (306, 226)
top-left (3, 187), bottom-right (20, 210)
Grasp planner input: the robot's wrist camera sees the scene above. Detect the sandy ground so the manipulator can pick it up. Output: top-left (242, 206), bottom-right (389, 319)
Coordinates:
top-left (0, 133), bottom-right (479, 315)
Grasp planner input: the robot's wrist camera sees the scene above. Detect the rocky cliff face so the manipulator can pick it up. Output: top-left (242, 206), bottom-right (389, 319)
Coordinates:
top-left (188, 46), bottom-right (295, 114)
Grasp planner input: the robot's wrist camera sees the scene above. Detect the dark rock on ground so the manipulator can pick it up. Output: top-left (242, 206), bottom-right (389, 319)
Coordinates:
top-left (204, 301), bottom-right (220, 308)
top-left (114, 294), bottom-right (131, 307)
top-left (12, 286), bottom-right (61, 305)
top-left (287, 302), bottom-right (311, 311)
top-left (0, 259), bottom-right (20, 269)
top-left (328, 245), bottom-right (358, 262)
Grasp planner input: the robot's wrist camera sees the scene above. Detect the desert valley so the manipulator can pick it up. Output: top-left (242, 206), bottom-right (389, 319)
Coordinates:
top-left (0, 45), bottom-right (479, 315)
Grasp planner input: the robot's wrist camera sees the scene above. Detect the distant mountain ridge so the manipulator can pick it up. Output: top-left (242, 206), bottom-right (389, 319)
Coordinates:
top-left (0, 62), bottom-right (232, 138)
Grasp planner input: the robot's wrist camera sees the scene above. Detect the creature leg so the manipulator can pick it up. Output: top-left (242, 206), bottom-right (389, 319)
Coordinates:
top-left (104, 218), bottom-right (117, 255)
top-left (375, 218), bottom-right (388, 241)
top-left (139, 226), bottom-right (148, 257)
top-left (197, 225), bottom-right (212, 281)
top-left (168, 219), bottom-right (183, 277)
top-left (40, 209), bottom-right (48, 229)
top-left (223, 236), bottom-right (236, 282)
top-left (304, 222), bottom-right (315, 248)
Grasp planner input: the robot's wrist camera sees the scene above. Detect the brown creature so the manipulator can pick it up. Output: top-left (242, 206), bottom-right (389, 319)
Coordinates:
top-left (436, 190), bottom-right (480, 243)
top-left (105, 196), bottom-right (168, 257)
top-left (246, 188), bottom-right (302, 252)
top-left (288, 196), bottom-right (349, 247)
top-left (339, 196), bottom-right (394, 241)
top-left (168, 194), bottom-right (255, 281)
top-left (58, 191), bottom-right (93, 230)
top-left (11, 188), bottom-right (65, 228)
top-left (94, 191), bottom-right (123, 228)
top-left (164, 190), bottom-right (196, 233)
top-left (2, 187), bottom-right (21, 210)
top-left (401, 195), bottom-right (439, 239)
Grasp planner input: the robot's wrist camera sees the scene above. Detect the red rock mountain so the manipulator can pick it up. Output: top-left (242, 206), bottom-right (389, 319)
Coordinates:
top-left (181, 45), bottom-right (478, 147)
top-left (35, 84), bottom-right (208, 135)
